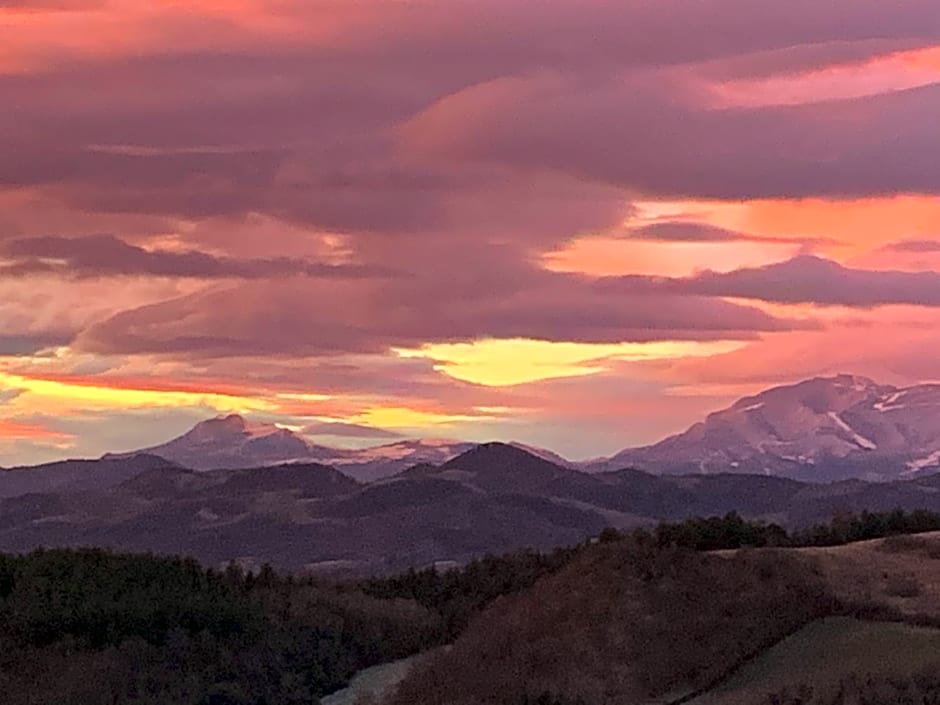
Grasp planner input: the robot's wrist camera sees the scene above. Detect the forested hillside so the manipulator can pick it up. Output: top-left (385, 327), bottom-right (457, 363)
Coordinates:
top-left (387, 541), bottom-right (836, 705)
top-left (0, 544), bottom-right (590, 705)
top-left (5, 511), bottom-right (940, 704)
top-left (0, 550), bottom-right (439, 705)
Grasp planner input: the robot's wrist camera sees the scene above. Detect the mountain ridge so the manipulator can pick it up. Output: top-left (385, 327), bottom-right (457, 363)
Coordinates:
top-left (100, 416), bottom-right (487, 481)
top-left (7, 442), bottom-right (940, 575)
top-left (594, 374), bottom-right (940, 481)
top-left (13, 374), bottom-right (940, 486)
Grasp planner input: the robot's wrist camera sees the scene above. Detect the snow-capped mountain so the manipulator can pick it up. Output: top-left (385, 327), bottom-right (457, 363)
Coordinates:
top-left (107, 416), bottom-right (486, 480)
top-left (101, 375), bottom-right (940, 484)
top-left (324, 438), bottom-right (479, 482)
top-left (595, 375), bottom-right (940, 481)
top-left (104, 415), bottom-right (338, 471)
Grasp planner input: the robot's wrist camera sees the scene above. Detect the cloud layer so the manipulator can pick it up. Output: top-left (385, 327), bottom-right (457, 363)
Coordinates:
top-left (1, 0), bottom-right (939, 464)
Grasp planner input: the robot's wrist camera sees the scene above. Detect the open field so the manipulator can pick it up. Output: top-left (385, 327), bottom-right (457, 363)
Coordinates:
top-left (796, 531), bottom-right (940, 620)
top-left (688, 617), bottom-right (940, 705)
top-left (688, 533), bottom-right (940, 705)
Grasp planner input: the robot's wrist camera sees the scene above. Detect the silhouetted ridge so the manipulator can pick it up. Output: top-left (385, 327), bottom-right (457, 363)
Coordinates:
top-left (441, 442), bottom-right (581, 494)
top-left (212, 462), bottom-right (360, 497)
top-left (0, 454), bottom-right (186, 500)
top-left (16, 453), bottom-right (180, 473)
top-left (443, 442), bottom-right (563, 471)
top-left (117, 464), bottom-right (207, 500)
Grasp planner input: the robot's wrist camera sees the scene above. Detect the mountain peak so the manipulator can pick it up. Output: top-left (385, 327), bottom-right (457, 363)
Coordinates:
top-left (806, 374), bottom-right (882, 393)
top-left (216, 414), bottom-right (248, 428)
top-left (442, 443), bottom-right (574, 492)
top-left (123, 415), bottom-right (325, 471)
top-left (794, 374), bottom-right (880, 391)
top-left (114, 421), bottom-right (538, 479)
top-left (189, 414), bottom-right (243, 435)
top-left (189, 414), bottom-right (280, 438)
top-left (724, 374), bottom-right (891, 418)
top-left (446, 441), bottom-right (545, 467)
top-left (604, 375), bottom-right (940, 482)
top-left (109, 420), bottom-right (568, 481)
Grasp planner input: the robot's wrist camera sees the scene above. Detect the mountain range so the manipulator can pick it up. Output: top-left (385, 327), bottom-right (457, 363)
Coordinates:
top-left (97, 374), bottom-right (940, 483)
top-left (104, 414), bottom-right (480, 482)
top-left (8, 441), bottom-right (940, 575)
top-left (5, 374), bottom-right (940, 574)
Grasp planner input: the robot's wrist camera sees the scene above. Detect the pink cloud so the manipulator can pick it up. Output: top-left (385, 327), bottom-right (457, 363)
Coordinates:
top-left (0, 234), bottom-right (389, 280)
top-left (403, 76), bottom-right (940, 201)
top-left (74, 272), bottom-right (794, 358)
top-left (604, 255), bottom-right (940, 307)
top-left (2, 0), bottom-right (940, 464)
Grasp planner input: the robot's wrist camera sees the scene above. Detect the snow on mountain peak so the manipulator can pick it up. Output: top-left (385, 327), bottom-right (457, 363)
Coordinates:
top-left (604, 375), bottom-right (940, 481)
top-left (185, 414), bottom-right (285, 442)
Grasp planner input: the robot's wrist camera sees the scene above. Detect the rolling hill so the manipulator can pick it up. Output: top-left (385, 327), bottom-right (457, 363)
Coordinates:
top-left (384, 531), bottom-right (940, 705)
top-left (385, 539), bottom-right (834, 705)
top-left (10, 443), bottom-right (940, 574)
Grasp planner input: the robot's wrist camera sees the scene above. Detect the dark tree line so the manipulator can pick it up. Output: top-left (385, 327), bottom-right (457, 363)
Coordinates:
top-left (358, 546), bottom-right (581, 639)
top-left (595, 508), bottom-right (940, 552)
top-left (791, 508), bottom-right (940, 547)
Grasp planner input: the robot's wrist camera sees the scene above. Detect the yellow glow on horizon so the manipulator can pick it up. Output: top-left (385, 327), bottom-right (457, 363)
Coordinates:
top-left (349, 406), bottom-right (498, 429)
top-left (276, 392), bottom-right (334, 402)
top-left (394, 338), bottom-right (746, 387)
top-left (0, 372), bottom-right (274, 414)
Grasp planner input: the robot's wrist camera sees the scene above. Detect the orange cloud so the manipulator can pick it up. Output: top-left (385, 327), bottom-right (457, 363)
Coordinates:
top-left (0, 419), bottom-right (70, 441)
top-left (733, 196), bottom-right (940, 259)
top-left (566, 195), bottom-right (940, 273)
top-left (11, 372), bottom-right (262, 399)
top-left (0, 370), bottom-right (274, 414)
top-left (544, 236), bottom-right (799, 277)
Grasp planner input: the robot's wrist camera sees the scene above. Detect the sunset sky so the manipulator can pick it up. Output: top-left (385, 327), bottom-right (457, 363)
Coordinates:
top-left (2, 0), bottom-right (940, 466)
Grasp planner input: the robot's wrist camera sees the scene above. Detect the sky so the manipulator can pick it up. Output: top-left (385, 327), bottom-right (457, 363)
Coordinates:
top-left (2, 0), bottom-right (940, 466)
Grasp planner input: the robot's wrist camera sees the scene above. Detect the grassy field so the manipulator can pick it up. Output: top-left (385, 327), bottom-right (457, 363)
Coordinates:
top-left (687, 617), bottom-right (940, 705)
top-left (688, 534), bottom-right (940, 705)
top-left (796, 531), bottom-right (940, 620)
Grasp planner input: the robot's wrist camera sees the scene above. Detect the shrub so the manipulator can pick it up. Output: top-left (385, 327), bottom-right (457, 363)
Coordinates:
top-left (884, 572), bottom-right (921, 598)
